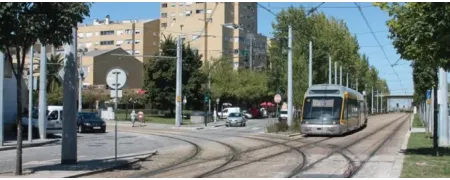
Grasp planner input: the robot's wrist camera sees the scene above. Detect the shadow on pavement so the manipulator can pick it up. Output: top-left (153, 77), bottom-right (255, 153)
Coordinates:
top-left (405, 147), bottom-right (450, 156)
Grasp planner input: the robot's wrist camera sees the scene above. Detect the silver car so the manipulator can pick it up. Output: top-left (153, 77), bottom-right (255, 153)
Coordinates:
top-left (226, 112), bottom-right (246, 127)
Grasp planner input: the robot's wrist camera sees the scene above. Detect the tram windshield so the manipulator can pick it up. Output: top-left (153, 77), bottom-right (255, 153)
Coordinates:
top-left (302, 97), bottom-right (342, 120)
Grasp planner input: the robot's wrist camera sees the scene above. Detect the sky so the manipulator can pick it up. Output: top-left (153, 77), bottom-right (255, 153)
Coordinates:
top-left (85, 2), bottom-right (418, 99)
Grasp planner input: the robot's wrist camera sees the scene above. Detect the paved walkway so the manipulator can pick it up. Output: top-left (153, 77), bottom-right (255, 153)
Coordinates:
top-left (411, 127), bottom-right (426, 133)
top-left (0, 139), bottom-right (59, 152)
top-left (0, 150), bottom-right (157, 178)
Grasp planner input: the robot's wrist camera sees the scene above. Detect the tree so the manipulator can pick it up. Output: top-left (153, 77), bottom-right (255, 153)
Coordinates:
top-left (0, 2), bottom-right (91, 175)
top-left (35, 54), bottom-right (64, 93)
top-left (375, 2), bottom-right (450, 156)
top-left (143, 35), bottom-right (205, 114)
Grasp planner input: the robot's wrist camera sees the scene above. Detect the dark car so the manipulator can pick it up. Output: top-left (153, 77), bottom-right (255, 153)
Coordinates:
top-left (77, 112), bottom-right (106, 133)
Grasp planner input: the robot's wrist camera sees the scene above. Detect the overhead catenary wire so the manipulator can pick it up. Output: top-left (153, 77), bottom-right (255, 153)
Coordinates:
top-left (354, 2), bottom-right (404, 91)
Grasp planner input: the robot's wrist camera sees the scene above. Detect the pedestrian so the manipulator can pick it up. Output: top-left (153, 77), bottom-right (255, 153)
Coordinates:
top-left (131, 110), bottom-right (136, 127)
top-left (138, 111), bottom-right (144, 125)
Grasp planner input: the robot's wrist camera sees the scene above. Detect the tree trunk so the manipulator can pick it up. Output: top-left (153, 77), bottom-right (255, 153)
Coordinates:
top-left (15, 73), bottom-right (23, 175)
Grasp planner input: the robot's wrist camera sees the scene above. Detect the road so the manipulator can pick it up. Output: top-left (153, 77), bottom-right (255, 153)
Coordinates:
top-left (81, 113), bottom-right (410, 178)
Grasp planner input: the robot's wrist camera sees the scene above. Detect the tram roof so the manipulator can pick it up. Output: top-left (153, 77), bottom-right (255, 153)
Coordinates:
top-left (305, 84), bottom-right (364, 99)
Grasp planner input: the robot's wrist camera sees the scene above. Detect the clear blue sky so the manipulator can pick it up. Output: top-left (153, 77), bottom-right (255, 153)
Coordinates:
top-left (86, 2), bottom-right (416, 98)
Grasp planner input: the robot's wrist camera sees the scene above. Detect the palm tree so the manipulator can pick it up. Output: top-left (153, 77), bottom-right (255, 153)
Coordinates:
top-left (36, 54), bottom-right (64, 93)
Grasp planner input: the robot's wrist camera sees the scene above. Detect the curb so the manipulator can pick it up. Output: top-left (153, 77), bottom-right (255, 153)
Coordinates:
top-left (65, 150), bottom-right (158, 178)
top-left (171, 126), bottom-right (204, 130)
top-left (0, 139), bottom-right (60, 152)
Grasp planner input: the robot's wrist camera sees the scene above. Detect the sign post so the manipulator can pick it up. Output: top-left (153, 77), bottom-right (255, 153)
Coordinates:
top-left (274, 94), bottom-right (282, 118)
top-left (106, 68), bottom-right (127, 161)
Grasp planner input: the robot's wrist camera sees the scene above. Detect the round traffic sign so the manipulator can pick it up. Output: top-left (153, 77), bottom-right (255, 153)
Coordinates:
top-left (274, 94), bottom-right (282, 103)
top-left (106, 68), bottom-right (127, 90)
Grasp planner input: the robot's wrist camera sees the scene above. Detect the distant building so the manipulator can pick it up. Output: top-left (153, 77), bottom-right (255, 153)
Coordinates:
top-left (81, 48), bottom-right (144, 89)
top-left (77, 16), bottom-right (160, 63)
top-left (160, 2), bottom-right (267, 70)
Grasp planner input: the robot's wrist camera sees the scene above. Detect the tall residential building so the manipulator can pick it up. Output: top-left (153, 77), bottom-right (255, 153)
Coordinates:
top-left (77, 16), bottom-right (160, 62)
top-left (160, 2), bottom-right (268, 70)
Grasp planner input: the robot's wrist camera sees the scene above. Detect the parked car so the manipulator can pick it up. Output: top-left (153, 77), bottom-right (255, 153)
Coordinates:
top-left (278, 110), bottom-right (288, 122)
top-left (225, 112), bottom-right (247, 127)
top-left (248, 107), bottom-right (261, 119)
top-left (260, 108), bottom-right (268, 118)
top-left (77, 112), bottom-right (106, 133)
top-left (242, 110), bottom-right (253, 119)
top-left (22, 106), bottom-right (63, 137)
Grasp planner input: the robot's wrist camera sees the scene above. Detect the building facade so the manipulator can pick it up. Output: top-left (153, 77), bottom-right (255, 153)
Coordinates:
top-left (77, 16), bottom-right (160, 62)
top-left (160, 2), bottom-right (267, 70)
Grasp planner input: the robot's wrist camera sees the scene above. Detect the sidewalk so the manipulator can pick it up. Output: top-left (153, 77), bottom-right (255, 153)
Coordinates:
top-left (105, 120), bottom-right (226, 130)
top-left (0, 150), bottom-right (157, 178)
top-left (0, 139), bottom-right (60, 152)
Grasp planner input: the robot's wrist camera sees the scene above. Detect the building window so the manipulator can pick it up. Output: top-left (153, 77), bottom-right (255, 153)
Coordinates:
top-left (78, 33), bottom-right (84, 38)
top-left (125, 29), bottom-right (132, 34)
top-left (161, 3), bottom-right (167, 8)
top-left (116, 40), bottom-right (123, 46)
top-left (85, 42), bottom-right (92, 48)
top-left (86, 32), bottom-right (92, 37)
top-left (95, 32), bottom-right (99, 36)
top-left (135, 50), bottom-right (141, 55)
top-left (196, 2), bottom-right (203, 4)
top-left (116, 30), bottom-right (123, 36)
top-left (161, 13), bottom-right (167, 18)
top-left (161, 23), bottom-right (167, 28)
top-left (192, 35), bottom-right (199, 40)
top-left (186, 2), bottom-right (192, 6)
top-left (100, 30), bottom-right (114, 36)
top-left (100, 40), bottom-right (114, 45)
top-left (124, 39), bottom-right (133, 44)
top-left (234, 49), bottom-right (239, 54)
top-left (135, 40), bottom-right (141, 44)
top-left (179, 2), bottom-right (184, 6)
top-left (207, 9), bottom-right (212, 14)
top-left (126, 50), bottom-right (133, 54)
top-left (171, 3), bottom-right (176, 7)
top-left (95, 42), bottom-right (99, 46)
top-left (196, 9), bottom-right (204, 14)
top-left (135, 30), bottom-right (141, 34)
top-left (179, 13), bottom-right (184, 16)
top-left (186, 11), bottom-right (192, 16)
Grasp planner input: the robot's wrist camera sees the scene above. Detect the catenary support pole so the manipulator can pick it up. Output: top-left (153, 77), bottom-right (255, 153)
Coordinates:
top-left (346, 73), bottom-right (348, 87)
top-left (38, 44), bottom-right (47, 139)
top-left (308, 41), bottom-right (312, 87)
top-left (0, 52), bottom-right (4, 146)
top-left (334, 62), bottom-right (337, 85)
top-left (287, 25), bottom-right (293, 127)
top-left (371, 87), bottom-right (374, 114)
top-left (78, 51), bottom-right (83, 112)
top-left (28, 46), bottom-right (34, 143)
top-left (175, 35), bottom-right (182, 127)
top-left (439, 67), bottom-right (448, 146)
top-left (328, 55), bottom-right (331, 84)
top-left (61, 26), bottom-right (78, 164)
top-left (340, 66), bottom-right (342, 86)
top-left (376, 89), bottom-right (379, 113)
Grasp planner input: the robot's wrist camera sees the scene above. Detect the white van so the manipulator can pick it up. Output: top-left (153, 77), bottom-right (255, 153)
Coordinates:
top-left (22, 106), bottom-right (63, 136)
top-left (217, 107), bottom-right (241, 119)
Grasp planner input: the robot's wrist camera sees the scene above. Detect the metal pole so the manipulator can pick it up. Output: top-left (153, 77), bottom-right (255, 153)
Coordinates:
top-left (114, 72), bottom-right (118, 161)
top-left (38, 44), bottom-right (47, 139)
top-left (61, 26), bottom-right (78, 164)
top-left (371, 87), bottom-right (374, 114)
top-left (78, 52), bottom-right (83, 112)
top-left (175, 36), bottom-right (182, 127)
top-left (356, 78), bottom-right (359, 92)
top-left (328, 55), bottom-right (331, 84)
top-left (28, 46), bottom-right (34, 143)
top-left (334, 62), bottom-right (337, 85)
top-left (376, 89), bottom-right (379, 113)
top-left (340, 66), bottom-right (342, 86)
top-left (381, 92), bottom-right (383, 113)
top-left (249, 35), bottom-right (253, 70)
top-left (208, 73), bottom-right (211, 114)
top-left (346, 73), bottom-right (348, 87)
top-left (0, 52), bottom-right (4, 146)
top-left (439, 68), bottom-right (448, 146)
top-left (287, 25), bottom-right (293, 126)
top-left (308, 41), bottom-right (312, 87)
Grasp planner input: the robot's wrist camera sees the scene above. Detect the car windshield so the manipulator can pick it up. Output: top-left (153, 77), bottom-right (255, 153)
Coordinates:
top-left (228, 113), bottom-right (242, 117)
top-left (302, 97), bottom-right (342, 120)
top-left (78, 112), bottom-right (99, 119)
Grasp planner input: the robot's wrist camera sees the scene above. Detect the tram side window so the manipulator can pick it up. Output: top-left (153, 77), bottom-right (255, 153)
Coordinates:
top-left (346, 98), bottom-right (358, 119)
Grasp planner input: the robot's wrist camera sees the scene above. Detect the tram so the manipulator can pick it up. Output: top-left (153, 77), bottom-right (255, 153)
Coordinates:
top-left (300, 84), bottom-right (368, 136)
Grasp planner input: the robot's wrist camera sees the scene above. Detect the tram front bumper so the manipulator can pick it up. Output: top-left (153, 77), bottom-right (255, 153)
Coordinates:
top-left (300, 124), bottom-right (343, 135)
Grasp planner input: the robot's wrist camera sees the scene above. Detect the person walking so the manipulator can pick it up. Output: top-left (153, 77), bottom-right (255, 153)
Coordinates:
top-left (131, 110), bottom-right (136, 127)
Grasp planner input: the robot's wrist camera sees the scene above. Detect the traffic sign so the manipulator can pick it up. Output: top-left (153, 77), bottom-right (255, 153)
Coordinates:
top-left (426, 90), bottom-right (431, 100)
top-left (274, 94), bottom-right (282, 104)
top-left (106, 68), bottom-right (127, 90)
top-left (176, 96), bottom-right (181, 102)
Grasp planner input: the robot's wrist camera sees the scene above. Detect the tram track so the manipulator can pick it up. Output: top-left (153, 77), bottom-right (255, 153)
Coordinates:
top-left (290, 113), bottom-right (409, 178)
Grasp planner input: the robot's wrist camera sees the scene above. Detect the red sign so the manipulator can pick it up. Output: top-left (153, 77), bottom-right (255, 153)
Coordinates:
top-left (274, 94), bottom-right (282, 104)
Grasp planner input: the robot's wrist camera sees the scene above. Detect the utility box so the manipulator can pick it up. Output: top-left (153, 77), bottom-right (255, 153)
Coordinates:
top-left (190, 111), bottom-right (212, 124)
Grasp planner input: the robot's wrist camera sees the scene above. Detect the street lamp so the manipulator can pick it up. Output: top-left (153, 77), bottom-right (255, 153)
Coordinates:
top-left (216, 98), bottom-right (220, 123)
top-left (183, 96), bottom-right (187, 122)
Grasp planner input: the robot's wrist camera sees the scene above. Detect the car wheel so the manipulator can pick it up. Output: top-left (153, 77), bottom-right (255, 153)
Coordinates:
top-left (244, 123), bottom-right (246, 127)
top-left (101, 129), bottom-right (106, 133)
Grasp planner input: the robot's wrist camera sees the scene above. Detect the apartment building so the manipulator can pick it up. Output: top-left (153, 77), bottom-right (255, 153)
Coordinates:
top-left (160, 2), bottom-right (268, 70)
top-left (77, 16), bottom-right (160, 62)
